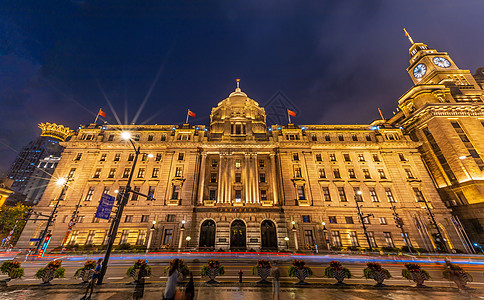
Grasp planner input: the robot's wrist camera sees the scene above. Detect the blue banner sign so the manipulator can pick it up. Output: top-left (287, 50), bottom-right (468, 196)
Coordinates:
top-left (95, 194), bottom-right (115, 220)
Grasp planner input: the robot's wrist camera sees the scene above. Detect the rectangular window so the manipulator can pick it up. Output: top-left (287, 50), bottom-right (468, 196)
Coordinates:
top-left (333, 168), bottom-right (341, 179)
top-left (141, 153), bottom-right (148, 161)
top-left (93, 168), bottom-right (101, 178)
top-left (358, 154), bottom-right (365, 162)
top-left (293, 152), bottom-right (299, 161)
top-left (178, 153), bottom-right (184, 160)
top-left (259, 159), bottom-right (265, 168)
top-left (148, 186), bottom-right (155, 199)
top-left (235, 160), bottom-right (241, 168)
top-left (362, 216), bottom-right (370, 224)
top-left (171, 185), bottom-right (180, 199)
top-left (343, 154), bottom-right (351, 162)
top-left (348, 168), bottom-right (356, 179)
top-left (167, 214), bottom-right (176, 222)
top-left (405, 168), bottom-right (415, 179)
top-left (131, 186), bottom-right (140, 201)
top-left (127, 153), bottom-right (134, 161)
top-left (325, 134), bottom-right (331, 141)
top-left (352, 134), bottom-right (358, 141)
top-left (141, 215), bottom-right (149, 223)
top-left (175, 166), bottom-right (183, 177)
top-left (385, 187), bottom-right (395, 203)
top-left (136, 230), bottom-right (147, 245)
top-left (329, 153), bottom-right (336, 161)
top-left (125, 215), bottom-right (133, 223)
top-left (112, 153), bottom-right (120, 162)
top-left (69, 230), bottom-right (79, 245)
top-left (108, 135), bottom-right (114, 141)
top-left (210, 173), bottom-right (217, 183)
top-left (160, 134), bottom-right (166, 141)
top-left (120, 230), bottom-right (129, 245)
top-left (332, 231), bottom-right (342, 247)
top-left (350, 231), bottom-right (359, 247)
top-left (363, 169), bottom-right (371, 179)
top-left (379, 217), bottom-right (387, 225)
top-left (322, 187), bottom-right (331, 201)
top-left (413, 187), bottom-right (425, 202)
top-left (304, 230), bottom-right (315, 246)
top-left (372, 154), bottom-right (380, 162)
top-left (235, 190), bottom-right (242, 202)
top-left (100, 154), bottom-right (107, 161)
top-left (368, 232), bottom-right (377, 248)
top-left (211, 159), bottom-right (218, 168)
top-left (354, 187), bottom-right (363, 202)
top-left (85, 230), bottom-right (96, 245)
top-left (152, 168), bottom-right (159, 178)
top-left (103, 186), bottom-right (110, 195)
top-left (108, 168), bottom-right (116, 178)
top-left (338, 134), bottom-right (344, 141)
top-left (297, 186), bottom-right (306, 200)
top-left (155, 153), bottom-right (162, 161)
top-left (315, 154), bottom-right (322, 162)
top-left (338, 187), bottom-right (347, 202)
top-left (259, 173), bottom-right (265, 183)
top-left (235, 173), bottom-right (241, 183)
top-left (133, 134), bottom-right (140, 141)
top-left (369, 187), bottom-right (379, 202)
top-left (260, 190), bottom-right (267, 201)
top-left (137, 168), bottom-right (145, 178)
top-left (384, 232), bottom-right (394, 247)
top-left (318, 168), bottom-right (326, 179)
top-left (312, 134), bottom-right (317, 141)
top-left (77, 216), bottom-right (85, 223)
top-left (345, 216), bottom-right (354, 224)
top-left (302, 215), bottom-right (311, 223)
top-left (74, 153), bottom-right (82, 161)
top-left (294, 166), bottom-right (302, 178)
top-left (85, 187), bottom-right (95, 201)
top-left (123, 168), bottom-right (130, 178)
top-left (68, 168), bottom-right (76, 179)
top-left (398, 153), bottom-right (406, 161)
top-left (148, 134), bottom-right (154, 141)
top-left (163, 229), bottom-right (173, 245)
top-left (366, 134), bottom-right (372, 141)
top-left (209, 189), bottom-right (216, 200)
top-left (378, 169), bottom-right (386, 179)
top-left (329, 216), bottom-right (337, 224)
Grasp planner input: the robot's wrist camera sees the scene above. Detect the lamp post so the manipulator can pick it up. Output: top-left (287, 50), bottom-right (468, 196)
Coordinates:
top-left (186, 236), bottom-right (191, 248)
top-left (354, 190), bottom-right (374, 251)
top-left (146, 220), bottom-right (156, 254)
top-left (284, 236), bottom-right (289, 249)
top-left (322, 222), bottom-right (328, 250)
top-left (97, 132), bottom-right (154, 285)
top-left (390, 204), bottom-right (412, 253)
top-left (178, 220), bottom-right (185, 251)
top-left (421, 196), bottom-right (448, 253)
top-left (34, 177), bottom-right (71, 255)
top-left (291, 221), bottom-right (299, 250)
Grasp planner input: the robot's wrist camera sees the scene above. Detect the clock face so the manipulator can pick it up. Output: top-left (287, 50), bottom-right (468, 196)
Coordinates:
top-left (413, 63), bottom-right (427, 79)
top-left (433, 57), bottom-right (451, 68)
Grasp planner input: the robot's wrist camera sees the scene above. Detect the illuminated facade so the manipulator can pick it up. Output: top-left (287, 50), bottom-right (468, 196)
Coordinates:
top-left (17, 40), bottom-right (484, 253)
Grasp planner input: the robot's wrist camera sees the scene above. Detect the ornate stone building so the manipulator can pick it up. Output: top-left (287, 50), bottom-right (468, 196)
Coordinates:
top-left (17, 39), bottom-right (483, 253)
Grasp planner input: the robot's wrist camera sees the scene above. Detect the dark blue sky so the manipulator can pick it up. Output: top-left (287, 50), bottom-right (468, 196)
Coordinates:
top-left (1, 0), bottom-right (484, 173)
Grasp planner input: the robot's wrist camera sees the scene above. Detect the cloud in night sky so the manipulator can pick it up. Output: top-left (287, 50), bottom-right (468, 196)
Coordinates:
top-left (0, 0), bottom-right (484, 173)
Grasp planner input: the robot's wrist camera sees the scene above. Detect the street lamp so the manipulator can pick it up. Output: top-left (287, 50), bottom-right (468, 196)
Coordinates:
top-left (354, 190), bottom-right (374, 251)
top-left (178, 220), bottom-right (186, 251)
top-left (186, 236), bottom-right (191, 248)
top-left (291, 220), bottom-right (299, 250)
top-left (146, 220), bottom-right (156, 254)
top-left (322, 222), bottom-right (328, 250)
top-left (284, 236), bottom-right (289, 249)
top-left (390, 204), bottom-right (412, 253)
top-left (98, 131), bottom-right (155, 285)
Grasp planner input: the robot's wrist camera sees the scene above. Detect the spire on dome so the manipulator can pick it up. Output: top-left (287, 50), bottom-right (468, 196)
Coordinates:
top-left (236, 78), bottom-right (240, 89)
top-left (403, 28), bottom-right (414, 45)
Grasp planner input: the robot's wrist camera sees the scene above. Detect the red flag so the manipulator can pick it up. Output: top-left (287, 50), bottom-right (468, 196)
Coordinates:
top-left (188, 110), bottom-right (196, 118)
top-left (287, 109), bottom-right (296, 117)
top-left (378, 108), bottom-right (384, 120)
top-left (98, 108), bottom-right (106, 118)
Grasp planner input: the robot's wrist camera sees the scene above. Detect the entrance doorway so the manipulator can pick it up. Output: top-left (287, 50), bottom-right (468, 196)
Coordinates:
top-left (261, 220), bottom-right (277, 249)
top-left (230, 220), bottom-right (246, 250)
top-left (199, 220), bottom-right (216, 249)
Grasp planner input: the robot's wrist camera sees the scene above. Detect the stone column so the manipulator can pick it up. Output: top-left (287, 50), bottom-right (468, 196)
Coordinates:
top-left (245, 153), bottom-right (251, 204)
top-left (270, 153), bottom-right (278, 205)
top-left (226, 155), bottom-right (231, 204)
top-left (198, 152), bottom-right (207, 204)
top-left (253, 153), bottom-right (259, 203)
top-left (217, 153), bottom-right (223, 203)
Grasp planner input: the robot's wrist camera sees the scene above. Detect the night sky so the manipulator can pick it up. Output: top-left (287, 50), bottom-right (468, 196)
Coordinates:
top-left (1, 0), bottom-right (484, 174)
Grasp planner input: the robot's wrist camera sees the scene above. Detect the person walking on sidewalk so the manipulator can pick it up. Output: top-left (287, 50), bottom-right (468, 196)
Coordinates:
top-left (271, 260), bottom-right (281, 300)
top-left (81, 258), bottom-right (103, 300)
top-left (184, 272), bottom-right (195, 300)
top-left (163, 258), bottom-right (180, 300)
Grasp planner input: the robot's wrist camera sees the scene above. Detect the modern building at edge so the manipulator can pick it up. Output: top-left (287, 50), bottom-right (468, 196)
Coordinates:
top-left (16, 39), bottom-right (484, 253)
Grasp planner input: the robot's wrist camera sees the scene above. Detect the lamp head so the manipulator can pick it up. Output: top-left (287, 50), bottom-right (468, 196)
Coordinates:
top-left (148, 153), bottom-right (154, 158)
top-left (121, 132), bottom-right (131, 140)
top-left (322, 222), bottom-right (326, 226)
top-left (56, 178), bottom-right (67, 186)
top-left (152, 220), bottom-right (156, 225)
top-left (284, 237), bottom-right (289, 241)
top-left (459, 155), bottom-right (467, 160)
top-left (186, 236), bottom-right (191, 241)
top-left (182, 220), bottom-right (186, 224)
top-left (291, 220), bottom-right (295, 225)
top-left (357, 190), bottom-right (363, 195)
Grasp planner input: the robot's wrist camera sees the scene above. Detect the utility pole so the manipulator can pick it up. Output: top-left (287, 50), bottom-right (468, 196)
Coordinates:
top-left (390, 204), bottom-right (412, 253)
top-left (354, 190), bottom-right (374, 251)
top-left (422, 198), bottom-right (448, 252)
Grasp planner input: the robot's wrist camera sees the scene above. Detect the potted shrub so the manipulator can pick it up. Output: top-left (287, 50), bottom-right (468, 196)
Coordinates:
top-left (164, 258), bottom-right (190, 281)
top-left (34, 260), bottom-right (65, 285)
top-left (442, 260), bottom-right (473, 290)
top-left (127, 259), bottom-right (152, 283)
top-left (74, 260), bottom-right (96, 283)
top-left (0, 260), bottom-right (24, 282)
top-left (288, 259), bottom-right (313, 285)
top-left (252, 259), bottom-right (272, 284)
top-left (363, 262), bottom-right (391, 287)
top-left (402, 263), bottom-right (430, 287)
top-left (201, 259), bottom-right (225, 284)
top-left (323, 260), bottom-right (352, 285)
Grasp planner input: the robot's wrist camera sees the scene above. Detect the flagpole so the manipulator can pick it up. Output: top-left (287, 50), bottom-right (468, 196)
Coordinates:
top-left (94, 110), bottom-right (99, 124)
top-left (185, 109), bottom-right (189, 124)
top-left (288, 111), bottom-right (291, 124)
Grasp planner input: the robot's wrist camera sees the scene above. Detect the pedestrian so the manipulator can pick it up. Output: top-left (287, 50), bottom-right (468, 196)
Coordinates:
top-left (184, 272), bottom-right (194, 300)
top-left (163, 258), bottom-right (180, 300)
top-left (81, 258), bottom-right (103, 300)
top-left (133, 263), bottom-right (147, 299)
top-left (24, 248), bottom-right (32, 262)
top-left (271, 260), bottom-right (280, 300)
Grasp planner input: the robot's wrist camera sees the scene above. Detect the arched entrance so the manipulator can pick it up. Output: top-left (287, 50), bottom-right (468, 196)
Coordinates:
top-left (230, 220), bottom-right (246, 250)
top-left (199, 220), bottom-right (216, 249)
top-left (261, 220), bottom-right (277, 250)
